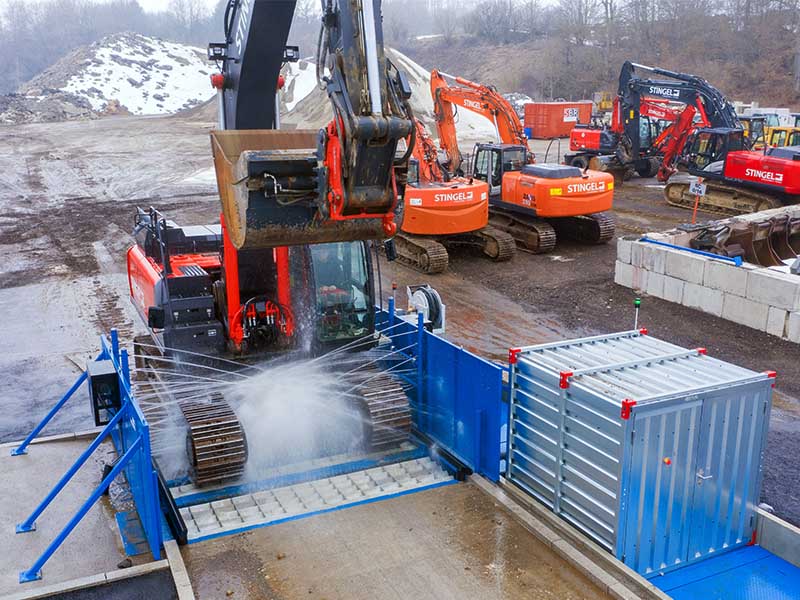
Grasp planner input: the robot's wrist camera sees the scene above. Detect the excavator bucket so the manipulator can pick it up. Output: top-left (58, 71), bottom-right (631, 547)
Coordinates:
top-left (211, 130), bottom-right (400, 249)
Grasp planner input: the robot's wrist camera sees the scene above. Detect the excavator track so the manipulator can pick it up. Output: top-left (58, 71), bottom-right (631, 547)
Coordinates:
top-left (181, 396), bottom-right (248, 486)
top-left (664, 180), bottom-right (783, 216)
top-left (355, 368), bottom-right (413, 451)
top-left (476, 226), bottom-right (516, 261)
top-left (394, 233), bottom-right (450, 273)
top-left (552, 212), bottom-right (616, 245)
top-left (489, 209), bottom-right (557, 254)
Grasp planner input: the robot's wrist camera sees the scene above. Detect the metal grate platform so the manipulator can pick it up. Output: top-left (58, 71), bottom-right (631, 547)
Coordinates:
top-left (179, 457), bottom-right (453, 542)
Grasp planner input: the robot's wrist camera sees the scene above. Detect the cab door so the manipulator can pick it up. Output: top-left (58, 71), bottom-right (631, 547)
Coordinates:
top-left (472, 147), bottom-right (502, 198)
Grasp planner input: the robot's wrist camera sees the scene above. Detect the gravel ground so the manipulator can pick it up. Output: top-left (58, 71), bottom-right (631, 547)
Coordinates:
top-left (0, 114), bottom-right (797, 527)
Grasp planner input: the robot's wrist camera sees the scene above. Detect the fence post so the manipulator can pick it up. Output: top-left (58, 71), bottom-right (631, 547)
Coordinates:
top-left (19, 435), bottom-right (143, 583)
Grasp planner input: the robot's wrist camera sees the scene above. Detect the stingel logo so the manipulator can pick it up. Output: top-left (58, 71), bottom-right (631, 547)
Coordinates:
top-left (568, 181), bottom-right (606, 193)
top-left (463, 99), bottom-right (483, 110)
top-left (435, 191), bottom-right (474, 202)
top-left (745, 168), bottom-right (784, 184)
top-left (648, 86), bottom-right (681, 98)
top-left (234, 0), bottom-right (252, 53)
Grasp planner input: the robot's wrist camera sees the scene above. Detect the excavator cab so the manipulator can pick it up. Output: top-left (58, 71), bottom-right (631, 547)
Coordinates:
top-left (472, 143), bottom-right (528, 197)
top-left (683, 128), bottom-right (746, 175)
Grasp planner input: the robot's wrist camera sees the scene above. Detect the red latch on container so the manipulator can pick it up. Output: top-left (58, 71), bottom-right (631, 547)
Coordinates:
top-left (621, 398), bottom-right (637, 420)
top-left (765, 370), bottom-right (777, 388)
top-left (277, 74), bottom-right (286, 90)
top-left (210, 73), bottom-right (225, 89)
top-left (508, 348), bottom-right (521, 365)
top-left (639, 328), bottom-right (648, 335)
top-left (559, 371), bottom-right (573, 389)
top-left (696, 347), bottom-right (707, 355)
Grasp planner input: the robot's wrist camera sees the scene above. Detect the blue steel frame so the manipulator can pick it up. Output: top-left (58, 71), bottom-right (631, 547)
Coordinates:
top-left (378, 300), bottom-right (504, 481)
top-left (13, 330), bottom-right (162, 583)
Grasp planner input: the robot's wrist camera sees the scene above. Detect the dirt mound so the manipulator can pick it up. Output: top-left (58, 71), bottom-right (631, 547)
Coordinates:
top-left (0, 90), bottom-right (96, 124)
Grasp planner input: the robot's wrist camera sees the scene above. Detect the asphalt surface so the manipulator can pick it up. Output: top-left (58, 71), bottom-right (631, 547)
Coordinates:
top-left (0, 114), bottom-right (797, 529)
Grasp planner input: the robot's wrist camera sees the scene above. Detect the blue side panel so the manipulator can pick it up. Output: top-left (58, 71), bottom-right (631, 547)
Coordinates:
top-left (652, 546), bottom-right (800, 600)
top-left (420, 331), bottom-right (503, 481)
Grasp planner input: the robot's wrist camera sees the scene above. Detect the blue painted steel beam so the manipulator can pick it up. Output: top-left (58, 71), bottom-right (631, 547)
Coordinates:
top-left (11, 370), bottom-right (90, 456)
top-left (19, 436), bottom-right (143, 583)
top-left (639, 236), bottom-right (744, 266)
top-left (16, 401), bottom-right (128, 533)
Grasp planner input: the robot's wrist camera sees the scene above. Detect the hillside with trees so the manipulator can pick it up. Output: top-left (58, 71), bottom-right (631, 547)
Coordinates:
top-left (1, 0), bottom-right (798, 107)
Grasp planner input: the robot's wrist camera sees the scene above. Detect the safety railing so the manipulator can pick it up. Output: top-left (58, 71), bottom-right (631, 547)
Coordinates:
top-left (378, 300), bottom-right (504, 481)
top-left (11, 330), bottom-right (162, 583)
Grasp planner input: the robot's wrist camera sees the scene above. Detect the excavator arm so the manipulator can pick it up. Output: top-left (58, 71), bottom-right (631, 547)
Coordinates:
top-left (430, 70), bottom-right (530, 174)
top-left (615, 61), bottom-right (740, 162)
top-left (410, 119), bottom-right (446, 184)
top-left (209, 0), bottom-right (414, 249)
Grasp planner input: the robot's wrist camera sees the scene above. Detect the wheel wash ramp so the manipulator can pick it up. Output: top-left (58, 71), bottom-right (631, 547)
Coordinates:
top-left (6, 304), bottom-right (504, 589)
top-left (506, 328), bottom-right (800, 598)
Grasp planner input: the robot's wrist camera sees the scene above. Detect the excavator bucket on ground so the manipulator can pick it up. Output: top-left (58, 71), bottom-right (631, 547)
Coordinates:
top-left (211, 129), bottom-right (401, 249)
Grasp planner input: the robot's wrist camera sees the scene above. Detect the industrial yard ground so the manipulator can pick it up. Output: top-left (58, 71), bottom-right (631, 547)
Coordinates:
top-left (1, 112), bottom-right (799, 597)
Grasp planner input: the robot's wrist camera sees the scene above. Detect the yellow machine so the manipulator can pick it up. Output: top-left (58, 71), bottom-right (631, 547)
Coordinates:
top-left (768, 127), bottom-right (800, 148)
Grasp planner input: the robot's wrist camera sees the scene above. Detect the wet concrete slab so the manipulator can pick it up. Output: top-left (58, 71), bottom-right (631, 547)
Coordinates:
top-left (0, 438), bottom-right (142, 596)
top-left (183, 481), bottom-right (609, 600)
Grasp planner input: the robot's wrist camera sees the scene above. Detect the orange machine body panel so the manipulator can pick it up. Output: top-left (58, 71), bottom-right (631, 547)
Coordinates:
top-left (524, 101), bottom-right (594, 139)
top-left (403, 178), bottom-right (489, 235)
top-left (500, 169), bottom-right (614, 217)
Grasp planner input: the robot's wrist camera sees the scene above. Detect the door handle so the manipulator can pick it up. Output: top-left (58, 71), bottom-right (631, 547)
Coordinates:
top-left (696, 469), bottom-right (713, 484)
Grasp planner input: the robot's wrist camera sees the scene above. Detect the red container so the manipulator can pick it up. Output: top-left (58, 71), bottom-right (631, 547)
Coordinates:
top-left (524, 101), bottom-right (593, 138)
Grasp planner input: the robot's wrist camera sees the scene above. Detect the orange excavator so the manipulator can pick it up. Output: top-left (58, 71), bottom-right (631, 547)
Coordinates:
top-left (394, 119), bottom-right (515, 272)
top-left (430, 70), bottom-right (615, 253)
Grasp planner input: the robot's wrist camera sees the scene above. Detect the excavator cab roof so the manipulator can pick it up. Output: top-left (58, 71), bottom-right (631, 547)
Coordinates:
top-left (476, 142), bottom-right (527, 152)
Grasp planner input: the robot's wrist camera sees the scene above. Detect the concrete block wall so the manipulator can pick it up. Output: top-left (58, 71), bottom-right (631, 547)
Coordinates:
top-left (615, 232), bottom-right (800, 343)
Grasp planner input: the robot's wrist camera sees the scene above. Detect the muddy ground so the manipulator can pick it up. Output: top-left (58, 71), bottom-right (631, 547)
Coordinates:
top-left (0, 113), bottom-right (798, 528)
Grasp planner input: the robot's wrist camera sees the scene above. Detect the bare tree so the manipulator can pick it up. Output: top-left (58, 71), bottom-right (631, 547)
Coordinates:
top-left (558, 0), bottom-right (597, 46)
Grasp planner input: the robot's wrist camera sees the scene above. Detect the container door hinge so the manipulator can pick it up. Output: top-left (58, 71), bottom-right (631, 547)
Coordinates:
top-left (630, 430), bottom-right (635, 445)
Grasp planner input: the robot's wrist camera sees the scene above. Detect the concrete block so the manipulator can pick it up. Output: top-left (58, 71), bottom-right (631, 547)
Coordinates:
top-left (617, 237), bottom-right (633, 264)
top-left (746, 269), bottom-right (800, 311)
top-left (641, 245), bottom-right (667, 274)
top-left (630, 242), bottom-right (645, 268)
top-left (646, 272), bottom-right (665, 298)
top-left (788, 312), bottom-right (800, 343)
top-left (665, 250), bottom-right (707, 284)
top-left (682, 282), bottom-right (724, 317)
top-left (722, 294), bottom-right (770, 331)
top-left (766, 307), bottom-right (789, 338)
top-left (663, 276), bottom-right (685, 304)
top-left (704, 260), bottom-right (749, 297)
top-left (631, 266), bottom-right (648, 292)
top-left (614, 261), bottom-right (634, 288)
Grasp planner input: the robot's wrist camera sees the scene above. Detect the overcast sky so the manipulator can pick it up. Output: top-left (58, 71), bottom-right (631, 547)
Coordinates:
top-left (0, 0), bottom-right (219, 13)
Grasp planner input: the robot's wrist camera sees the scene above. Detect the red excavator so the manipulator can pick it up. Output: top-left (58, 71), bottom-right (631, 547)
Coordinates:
top-left (126, 0), bottom-right (420, 485)
top-left (615, 62), bottom-right (800, 214)
top-left (430, 70), bottom-right (615, 253)
top-left (395, 119), bottom-right (515, 272)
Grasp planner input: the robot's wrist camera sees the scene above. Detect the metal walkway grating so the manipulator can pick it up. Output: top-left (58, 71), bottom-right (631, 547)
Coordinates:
top-left (179, 457), bottom-right (452, 542)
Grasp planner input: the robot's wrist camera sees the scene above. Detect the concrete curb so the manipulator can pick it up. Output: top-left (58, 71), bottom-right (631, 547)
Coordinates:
top-left (165, 540), bottom-right (196, 600)
top-left (4, 559), bottom-right (170, 600)
top-left (470, 475), bottom-right (669, 600)
top-left (0, 428), bottom-right (103, 449)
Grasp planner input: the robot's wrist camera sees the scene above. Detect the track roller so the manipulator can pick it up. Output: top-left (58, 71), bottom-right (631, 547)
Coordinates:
top-left (477, 226), bottom-right (516, 261)
top-left (552, 212), bottom-right (616, 245)
top-left (393, 234), bottom-right (450, 273)
top-left (489, 209), bottom-right (557, 254)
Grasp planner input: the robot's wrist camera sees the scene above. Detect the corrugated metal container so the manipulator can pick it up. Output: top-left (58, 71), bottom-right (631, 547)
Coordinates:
top-left (507, 330), bottom-right (774, 576)
top-left (523, 101), bottom-right (593, 138)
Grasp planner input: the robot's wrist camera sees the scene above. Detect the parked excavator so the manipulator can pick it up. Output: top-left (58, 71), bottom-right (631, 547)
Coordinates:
top-left (395, 119), bottom-right (515, 272)
top-left (612, 62), bottom-right (800, 214)
top-left (430, 70), bottom-right (615, 253)
top-left (126, 0), bottom-right (420, 485)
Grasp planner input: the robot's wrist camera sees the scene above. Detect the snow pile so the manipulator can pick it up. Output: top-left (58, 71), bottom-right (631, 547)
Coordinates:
top-left (282, 60), bottom-right (318, 112)
top-left (6, 32), bottom-right (215, 122)
top-left (283, 49), bottom-right (497, 146)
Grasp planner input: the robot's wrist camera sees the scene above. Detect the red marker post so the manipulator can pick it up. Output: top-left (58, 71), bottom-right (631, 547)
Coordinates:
top-left (689, 178), bottom-right (706, 224)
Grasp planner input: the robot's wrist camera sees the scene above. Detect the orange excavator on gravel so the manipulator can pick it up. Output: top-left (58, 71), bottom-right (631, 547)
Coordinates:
top-left (429, 70), bottom-right (615, 253)
top-left (394, 119), bottom-right (515, 273)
